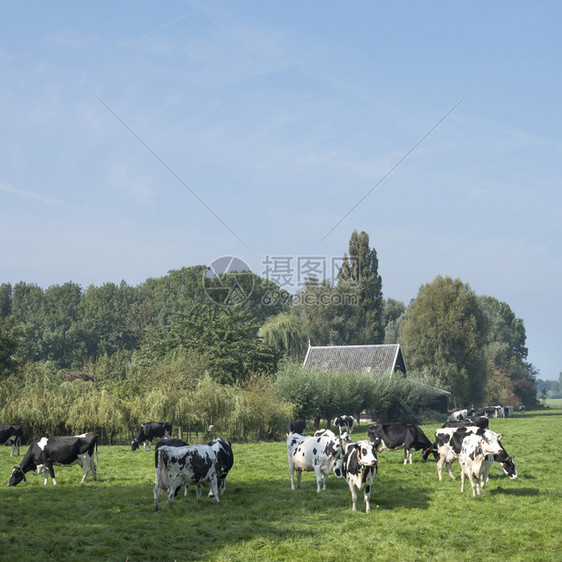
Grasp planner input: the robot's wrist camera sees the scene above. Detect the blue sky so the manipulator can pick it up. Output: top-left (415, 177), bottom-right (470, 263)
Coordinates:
top-left (1, 2), bottom-right (560, 380)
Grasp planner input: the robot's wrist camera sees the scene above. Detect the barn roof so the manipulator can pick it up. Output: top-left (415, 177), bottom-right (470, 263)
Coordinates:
top-left (302, 344), bottom-right (407, 376)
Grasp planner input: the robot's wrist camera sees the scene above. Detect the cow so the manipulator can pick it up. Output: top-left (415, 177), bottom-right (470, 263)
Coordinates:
top-left (0, 424), bottom-right (23, 456)
top-left (287, 432), bottom-right (344, 493)
top-left (367, 423), bottom-right (435, 464)
top-left (334, 440), bottom-right (378, 513)
top-left (447, 409), bottom-right (468, 422)
top-left (8, 433), bottom-right (98, 486)
top-left (208, 438), bottom-right (234, 497)
top-left (519, 405), bottom-right (526, 414)
top-left (442, 416), bottom-right (489, 429)
top-left (153, 444), bottom-right (220, 510)
top-left (131, 421), bottom-right (172, 451)
top-left (459, 433), bottom-right (504, 497)
top-left (433, 426), bottom-right (505, 481)
top-left (287, 420), bottom-right (306, 436)
top-left (333, 415), bottom-right (356, 435)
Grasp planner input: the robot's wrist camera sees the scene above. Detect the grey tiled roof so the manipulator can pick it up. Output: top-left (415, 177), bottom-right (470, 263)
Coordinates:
top-left (303, 344), bottom-right (404, 375)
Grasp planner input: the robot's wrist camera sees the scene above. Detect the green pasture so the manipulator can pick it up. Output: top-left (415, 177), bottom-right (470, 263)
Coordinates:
top-left (1, 408), bottom-right (560, 561)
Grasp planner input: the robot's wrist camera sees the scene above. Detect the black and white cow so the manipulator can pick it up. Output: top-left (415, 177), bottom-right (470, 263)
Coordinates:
top-left (8, 433), bottom-right (98, 486)
top-left (131, 421), bottom-right (172, 451)
top-left (459, 433), bottom-right (504, 497)
top-left (0, 424), bottom-right (23, 456)
top-left (333, 415), bottom-right (356, 435)
top-left (334, 440), bottom-right (378, 513)
top-left (442, 416), bottom-right (489, 429)
top-left (208, 438), bottom-right (234, 497)
top-left (287, 420), bottom-right (306, 436)
top-left (367, 423), bottom-right (435, 464)
top-left (287, 432), bottom-right (344, 493)
top-left (447, 409), bottom-right (468, 422)
top-left (433, 426), bottom-right (505, 481)
top-left (153, 444), bottom-right (220, 510)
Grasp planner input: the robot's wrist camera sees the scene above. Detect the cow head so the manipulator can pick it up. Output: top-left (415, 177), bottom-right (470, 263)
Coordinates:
top-left (500, 457), bottom-right (518, 479)
top-left (355, 442), bottom-right (378, 467)
top-left (131, 439), bottom-right (140, 452)
top-left (8, 466), bottom-right (26, 487)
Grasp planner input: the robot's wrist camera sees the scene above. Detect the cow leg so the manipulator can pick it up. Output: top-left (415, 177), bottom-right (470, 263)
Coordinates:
top-left (315, 467), bottom-right (323, 493)
top-left (296, 468), bottom-right (302, 490)
top-left (349, 482), bottom-right (358, 511)
top-left (445, 461), bottom-right (455, 481)
top-left (167, 488), bottom-right (175, 508)
top-left (408, 448), bottom-right (414, 464)
top-left (289, 461), bottom-right (296, 491)
top-left (210, 476), bottom-right (220, 503)
top-left (403, 448), bottom-right (408, 465)
top-left (460, 467), bottom-right (465, 493)
top-left (153, 485), bottom-right (161, 511)
top-left (196, 484), bottom-right (202, 500)
top-left (364, 486), bottom-right (372, 513)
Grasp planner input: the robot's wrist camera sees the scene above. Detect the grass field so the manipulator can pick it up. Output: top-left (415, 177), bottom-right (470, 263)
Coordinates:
top-left (1, 408), bottom-right (560, 561)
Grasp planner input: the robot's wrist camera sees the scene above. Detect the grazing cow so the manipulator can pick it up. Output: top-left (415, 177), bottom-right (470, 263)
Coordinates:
top-left (287, 432), bottom-right (344, 493)
top-left (8, 433), bottom-right (98, 486)
top-left (519, 405), bottom-right (526, 414)
top-left (287, 420), bottom-right (306, 435)
top-left (153, 444), bottom-right (220, 510)
top-left (0, 424), bottom-right (23, 456)
top-left (459, 433), bottom-right (504, 497)
top-left (208, 438), bottom-right (234, 497)
top-left (367, 423), bottom-right (434, 464)
top-left (442, 416), bottom-right (489, 429)
top-left (131, 421), bottom-right (172, 451)
top-left (447, 409), bottom-right (468, 422)
top-left (433, 426), bottom-right (504, 481)
top-left (333, 415), bottom-right (356, 435)
top-left (334, 440), bottom-right (378, 513)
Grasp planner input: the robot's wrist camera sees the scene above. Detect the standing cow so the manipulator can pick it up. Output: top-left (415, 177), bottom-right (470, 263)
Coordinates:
top-left (433, 426), bottom-right (505, 481)
top-left (368, 423), bottom-right (435, 464)
top-left (333, 415), bottom-right (356, 435)
top-left (334, 440), bottom-right (378, 513)
top-left (153, 443), bottom-right (220, 510)
top-left (131, 422), bottom-right (172, 451)
top-left (287, 432), bottom-right (343, 493)
top-left (0, 424), bottom-right (23, 456)
top-left (8, 433), bottom-right (98, 486)
top-left (459, 433), bottom-right (504, 497)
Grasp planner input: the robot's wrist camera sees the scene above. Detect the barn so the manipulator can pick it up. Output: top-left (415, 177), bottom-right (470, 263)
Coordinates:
top-left (302, 343), bottom-right (450, 415)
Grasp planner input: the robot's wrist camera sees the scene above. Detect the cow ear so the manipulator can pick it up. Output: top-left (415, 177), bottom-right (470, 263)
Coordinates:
top-left (497, 433), bottom-right (503, 440)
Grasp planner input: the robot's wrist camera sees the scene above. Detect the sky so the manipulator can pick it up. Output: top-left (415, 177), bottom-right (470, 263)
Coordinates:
top-left (1, 2), bottom-right (560, 380)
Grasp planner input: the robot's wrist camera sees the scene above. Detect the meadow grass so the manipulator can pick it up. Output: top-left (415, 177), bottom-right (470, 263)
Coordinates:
top-left (0, 408), bottom-right (560, 561)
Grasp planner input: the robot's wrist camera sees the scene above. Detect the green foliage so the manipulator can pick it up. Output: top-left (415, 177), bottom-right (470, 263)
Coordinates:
top-left (338, 230), bottom-right (385, 344)
top-left (0, 316), bottom-right (23, 378)
top-left (274, 362), bottom-right (438, 424)
top-left (399, 276), bottom-right (488, 406)
top-left (139, 306), bottom-right (279, 385)
top-left (258, 313), bottom-right (307, 360)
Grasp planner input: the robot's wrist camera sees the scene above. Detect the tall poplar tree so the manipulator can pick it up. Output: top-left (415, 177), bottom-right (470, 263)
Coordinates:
top-left (338, 230), bottom-right (384, 344)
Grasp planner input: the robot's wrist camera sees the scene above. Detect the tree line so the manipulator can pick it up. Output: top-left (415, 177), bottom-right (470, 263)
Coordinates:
top-left (0, 230), bottom-right (538, 443)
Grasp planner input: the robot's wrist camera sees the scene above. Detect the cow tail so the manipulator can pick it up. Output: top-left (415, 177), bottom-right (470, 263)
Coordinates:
top-left (96, 439), bottom-right (100, 466)
top-left (155, 449), bottom-right (168, 490)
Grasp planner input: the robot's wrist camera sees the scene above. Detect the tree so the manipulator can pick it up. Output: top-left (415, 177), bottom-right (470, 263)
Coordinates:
top-left (139, 306), bottom-right (279, 385)
top-left (383, 298), bottom-right (406, 344)
top-left (258, 313), bottom-right (307, 360)
top-left (338, 230), bottom-right (384, 344)
top-left (0, 316), bottom-right (23, 379)
top-left (399, 276), bottom-right (488, 406)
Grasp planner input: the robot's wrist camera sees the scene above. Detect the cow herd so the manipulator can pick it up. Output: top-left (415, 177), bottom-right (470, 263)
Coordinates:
top-left (2, 412), bottom-right (518, 513)
top-left (287, 415), bottom-right (518, 511)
